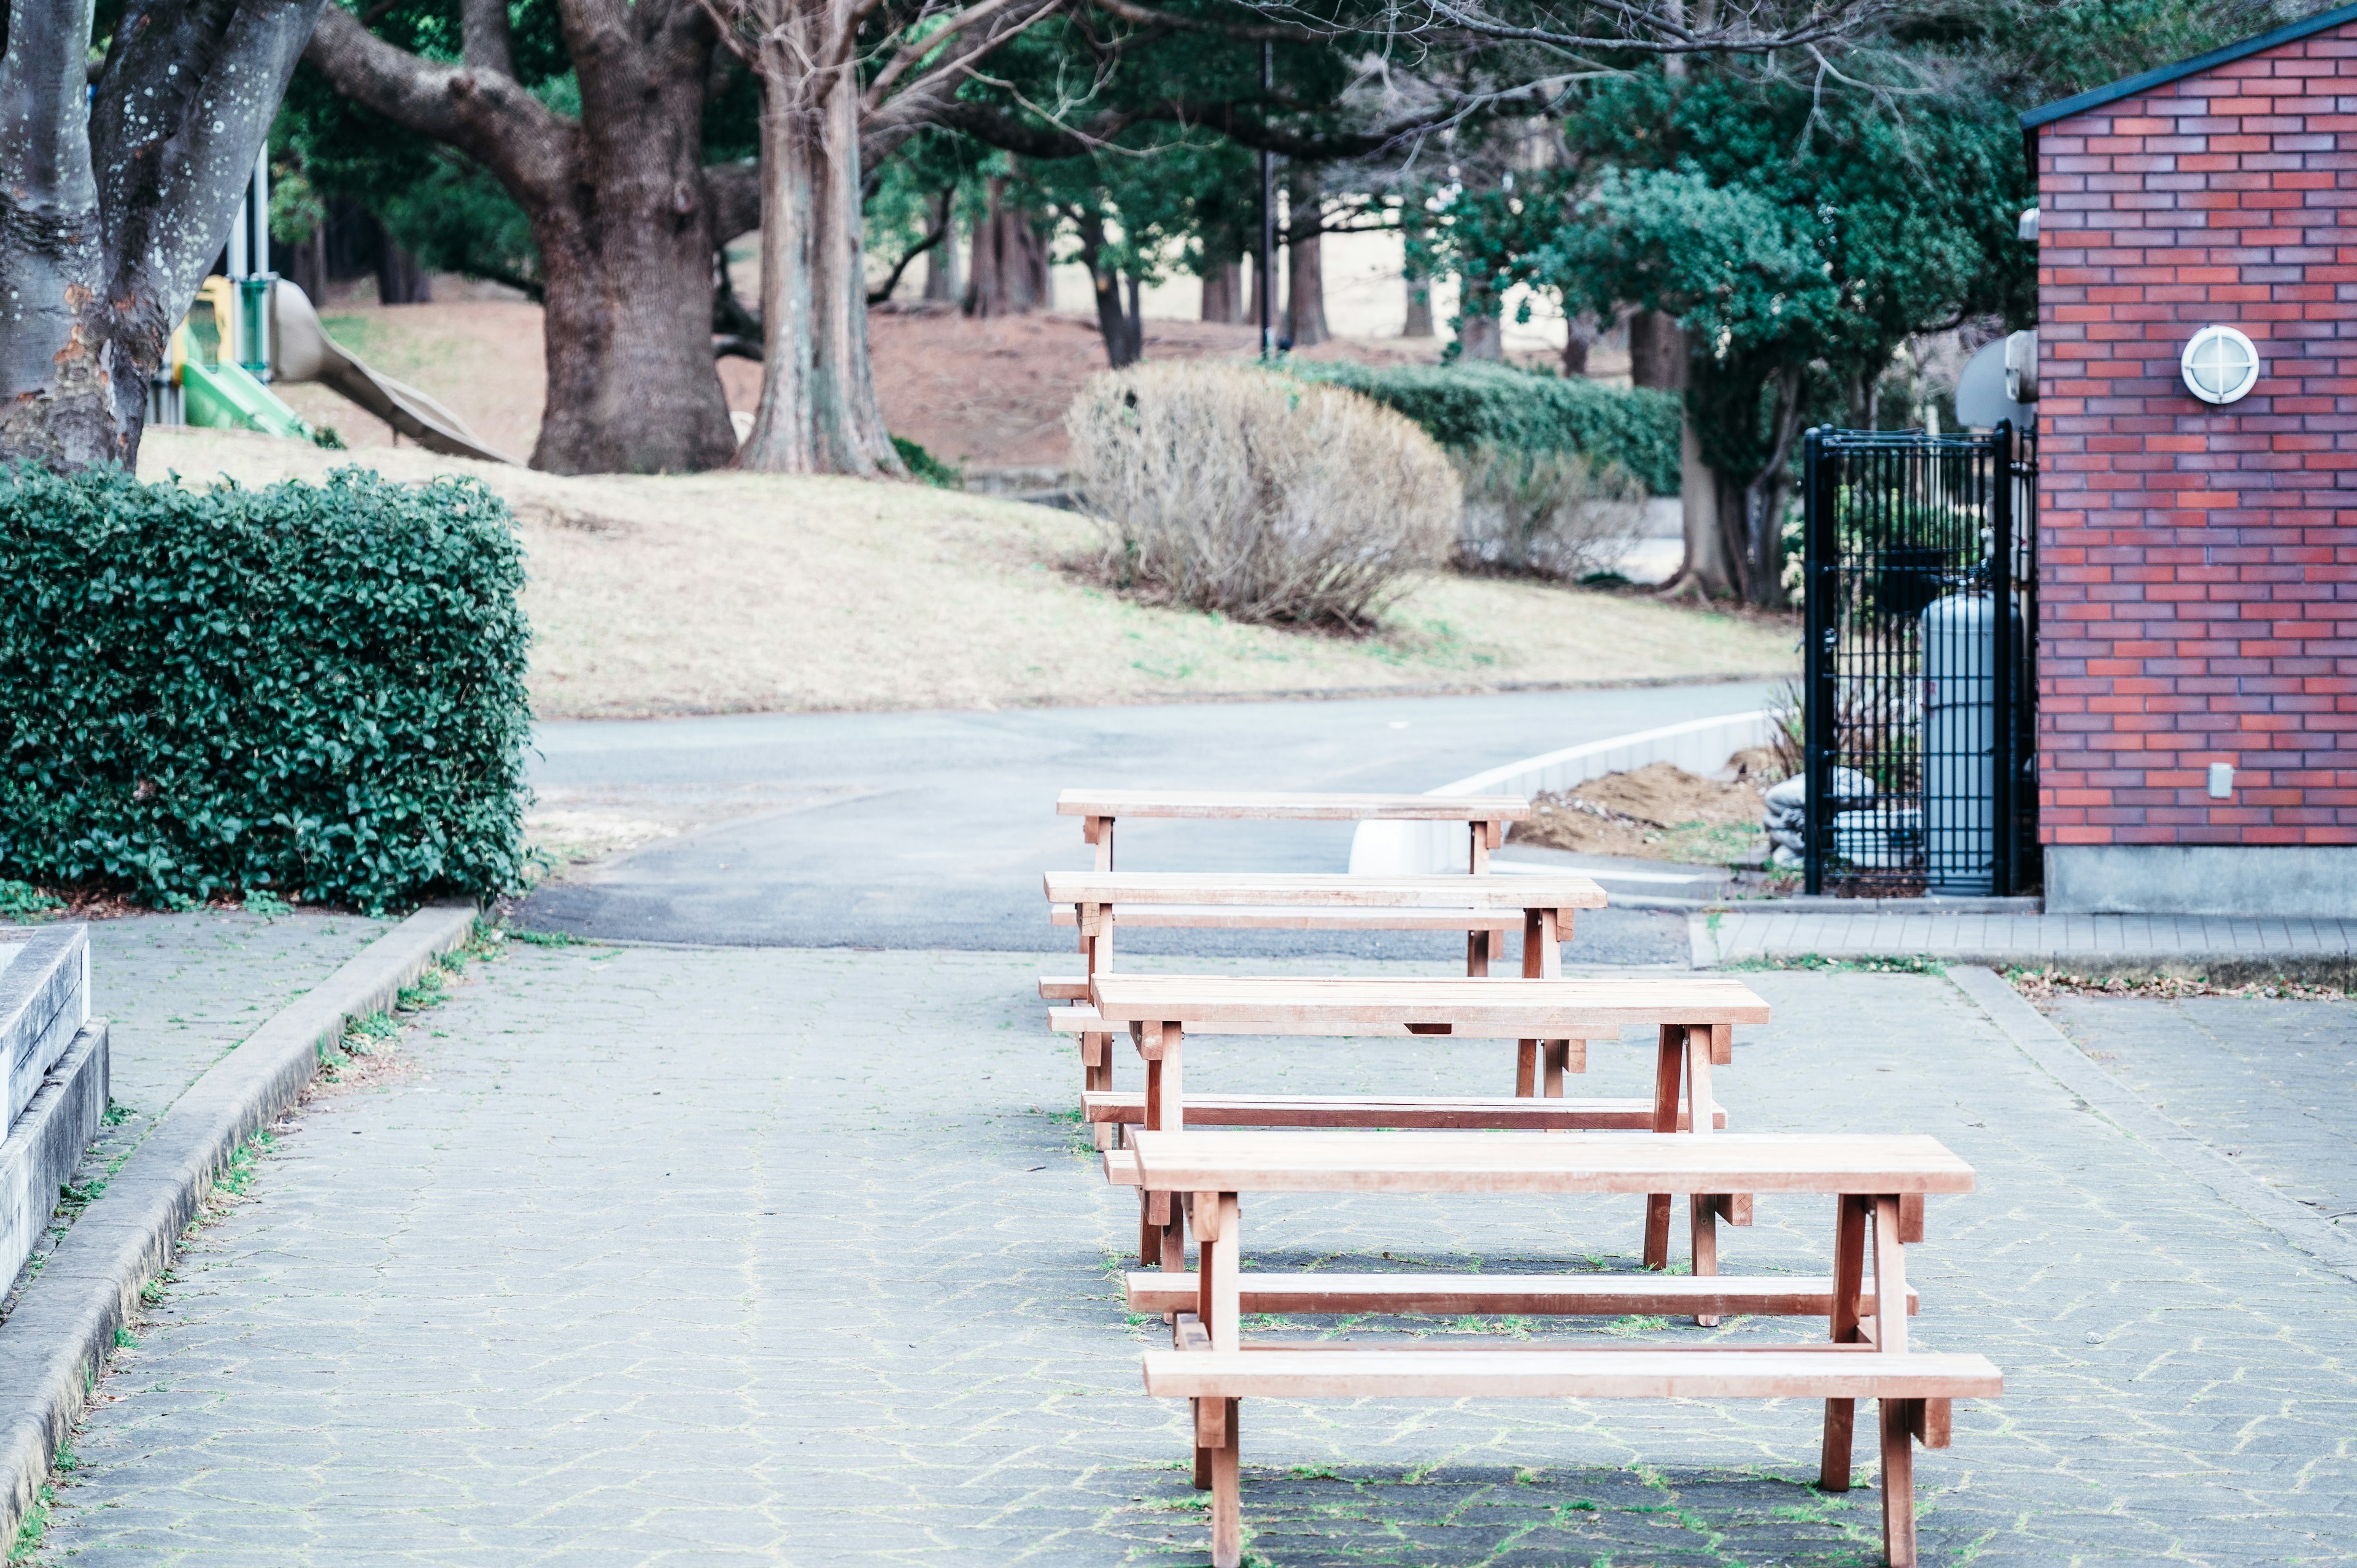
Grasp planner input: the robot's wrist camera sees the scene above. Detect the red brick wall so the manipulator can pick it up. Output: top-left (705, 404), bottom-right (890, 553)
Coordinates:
top-left (2036, 25), bottom-right (2357, 848)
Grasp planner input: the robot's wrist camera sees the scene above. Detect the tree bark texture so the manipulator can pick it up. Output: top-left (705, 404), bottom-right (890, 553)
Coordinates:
top-left (0, 0), bottom-right (327, 470)
top-left (736, 13), bottom-right (900, 476)
top-left (377, 236), bottom-right (433, 303)
top-left (1282, 166), bottom-right (1327, 349)
top-left (922, 189), bottom-right (961, 301)
top-left (1560, 308), bottom-right (1598, 377)
top-left (966, 176), bottom-right (1047, 317)
top-left (1072, 210), bottom-right (1142, 369)
top-left (1628, 309), bottom-right (1686, 390)
top-left (1456, 276), bottom-right (1503, 361)
top-left (1199, 256), bottom-right (1242, 323)
top-left (307, 0), bottom-right (739, 474)
top-left (1403, 272), bottom-right (1434, 338)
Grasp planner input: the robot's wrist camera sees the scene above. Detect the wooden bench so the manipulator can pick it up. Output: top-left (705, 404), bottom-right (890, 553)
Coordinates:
top-left (1131, 1129), bottom-right (1996, 1568)
top-left (1043, 872), bottom-right (1609, 1143)
top-left (1057, 788), bottom-right (1529, 874)
top-left (1078, 974), bottom-right (1771, 1275)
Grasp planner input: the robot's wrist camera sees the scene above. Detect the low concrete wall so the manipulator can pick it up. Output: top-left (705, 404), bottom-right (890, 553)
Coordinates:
top-left (0, 1022), bottom-right (108, 1299)
top-left (1349, 709), bottom-right (1782, 875)
top-left (2047, 844), bottom-right (2357, 917)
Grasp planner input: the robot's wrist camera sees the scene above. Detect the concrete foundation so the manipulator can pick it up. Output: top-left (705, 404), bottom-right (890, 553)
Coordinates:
top-left (0, 1020), bottom-right (109, 1294)
top-left (2046, 845), bottom-right (2357, 917)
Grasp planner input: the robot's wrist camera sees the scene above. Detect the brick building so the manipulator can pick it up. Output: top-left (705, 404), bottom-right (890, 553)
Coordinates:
top-left (2025, 4), bottom-right (2357, 916)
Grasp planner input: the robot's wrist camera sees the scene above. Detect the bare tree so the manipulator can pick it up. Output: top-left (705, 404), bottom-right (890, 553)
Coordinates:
top-left (0, 0), bottom-right (328, 471)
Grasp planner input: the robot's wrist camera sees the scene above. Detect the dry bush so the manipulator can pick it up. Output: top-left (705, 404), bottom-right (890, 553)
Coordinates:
top-left (1066, 361), bottom-right (1460, 628)
top-left (1453, 444), bottom-right (1647, 579)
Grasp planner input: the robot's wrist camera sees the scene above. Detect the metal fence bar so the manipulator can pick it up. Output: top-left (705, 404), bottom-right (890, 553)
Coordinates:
top-left (1798, 425), bottom-right (2040, 897)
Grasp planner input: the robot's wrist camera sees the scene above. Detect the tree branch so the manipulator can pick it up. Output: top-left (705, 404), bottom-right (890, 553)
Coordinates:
top-left (304, 6), bottom-right (574, 206)
top-left (463, 0), bottom-right (515, 74)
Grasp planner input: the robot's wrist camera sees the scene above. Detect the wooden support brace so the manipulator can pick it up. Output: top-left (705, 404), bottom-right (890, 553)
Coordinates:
top-left (1905, 1397), bottom-right (1951, 1450)
top-left (1819, 1193), bottom-right (1869, 1492)
top-left (1900, 1193), bottom-right (1925, 1244)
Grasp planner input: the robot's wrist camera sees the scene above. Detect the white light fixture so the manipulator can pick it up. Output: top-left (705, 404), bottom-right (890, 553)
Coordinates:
top-left (2181, 325), bottom-right (2260, 405)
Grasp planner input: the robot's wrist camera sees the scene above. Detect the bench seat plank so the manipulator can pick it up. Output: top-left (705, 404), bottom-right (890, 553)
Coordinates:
top-left (1088, 975), bottom-right (1771, 1033)
top-left (1045, 872), bottom-right (1605, 910)
top-left (1051, 905), bottom-right (1533, 932)
top-left (1128, 1272), bottom-right (1916, 1318)
top-left (1129, 1130), bottom-right (1974, 1196)
top-left (1142, 1347), bottom-right (2002, 1401)
top-left (1057, 790), bottom-right (1528, 822)
top-left (1083, 1090), bottom-right (1724, 1130)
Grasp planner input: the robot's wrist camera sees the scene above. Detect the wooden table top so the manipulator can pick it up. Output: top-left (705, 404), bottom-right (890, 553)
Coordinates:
top-left (1086, 975), bottom-right (1771, 1033)
top-left (1129, 1130), bottom-right (1975, 1195)
top-left (1055, 789), bottom-right (1530, 821)
top-left (1043, 871), bottom-right (1607, 910)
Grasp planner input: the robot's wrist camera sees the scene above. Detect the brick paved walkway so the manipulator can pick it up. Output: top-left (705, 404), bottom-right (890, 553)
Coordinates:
top-left (30, 946), bottom-right (2357, 1564)
top-left (1693, 907), bottom-right (2357, 976)
top-left (2043, 992), bottom-right (2357, 1232)
top-left (2, 911), bottom-right (392, 1324)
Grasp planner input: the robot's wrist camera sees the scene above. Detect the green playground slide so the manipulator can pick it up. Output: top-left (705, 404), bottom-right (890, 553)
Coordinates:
top-left (180, 356), bottom-right (315, 442)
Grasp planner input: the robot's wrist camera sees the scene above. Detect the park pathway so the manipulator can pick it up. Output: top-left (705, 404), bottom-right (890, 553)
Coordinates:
top-left (30, 942), bottom-right (2357, 1564)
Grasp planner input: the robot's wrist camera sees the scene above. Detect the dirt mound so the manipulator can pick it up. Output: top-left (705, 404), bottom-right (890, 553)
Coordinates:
top-left (1512, 762), bottom-right (1770, 865)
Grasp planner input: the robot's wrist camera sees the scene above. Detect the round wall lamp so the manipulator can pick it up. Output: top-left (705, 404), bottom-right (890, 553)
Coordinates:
top-left (2181, 325), bottom-right (2260, 405)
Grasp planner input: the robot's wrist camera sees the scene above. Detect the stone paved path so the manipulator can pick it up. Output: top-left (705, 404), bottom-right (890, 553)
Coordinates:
top-left (2042, 993), bottom-right (2357, 1232)
top-left (3, 911), bottom-right (392, 1324)
top-left (31, 946), bottom-right (2357, 1565)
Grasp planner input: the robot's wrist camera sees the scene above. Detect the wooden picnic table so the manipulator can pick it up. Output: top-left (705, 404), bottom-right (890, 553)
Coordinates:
top-left (1074, 973), bottom-right (1771, 1276)
top-left (1056, 789), bottom-right (1529, 873)
top-left (1042, 872), bottom-right (1608, 1115)
top-left (1131, 1129), bottom-right (1995, 1568)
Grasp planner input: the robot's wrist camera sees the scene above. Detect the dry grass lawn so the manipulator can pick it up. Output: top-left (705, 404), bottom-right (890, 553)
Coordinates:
top-left (138, 428), bottom-right (1797, 720)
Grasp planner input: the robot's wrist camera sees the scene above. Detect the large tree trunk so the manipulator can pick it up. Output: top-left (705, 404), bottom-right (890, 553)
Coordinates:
top-left (1456, 277), bottom-right (1504, 361)
top-left (1282, 165), bottom-right (1328, 349)
top-left (526, 100), bottom-right (737, 472)
top-left (965, 175), bottom-right (1045, 317)
top-left (922, 189), bottom-right (961, 301)
top-left (1643, 314), bottom-right (1736, 601)
top-left (1403, 271), bottom-right (1434, 338)
top-left (306, 0), bottom-right (737, 475)
top-left (735, 30), bottom-right (900, 475)
top-left (1200, 255), bottom-right (1242, 323)
top-left (0, 0), bottom-right (326, 471)
top-left (377, 234), bottom-right (433, 304)
top-left (1628, 309), bottom-right (1684, 390)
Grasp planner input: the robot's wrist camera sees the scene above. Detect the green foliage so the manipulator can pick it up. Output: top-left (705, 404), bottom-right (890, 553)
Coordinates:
top-left (891, 436), bottom-right (962, 489)
top-left (1289, 360), bottom-right (1681, 497)
top-left (0, 465), bottom-right (532, 914)
top-left (0, 879), bottom-right (63, 921)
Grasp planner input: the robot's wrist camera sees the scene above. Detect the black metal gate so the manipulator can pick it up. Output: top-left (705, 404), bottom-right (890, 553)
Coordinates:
top-left (1800, 423), bottom-right (2037, 897)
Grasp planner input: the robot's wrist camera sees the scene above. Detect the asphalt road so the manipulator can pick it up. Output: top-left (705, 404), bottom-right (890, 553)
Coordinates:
top-left (514, 681), bottom-right (1780, 960)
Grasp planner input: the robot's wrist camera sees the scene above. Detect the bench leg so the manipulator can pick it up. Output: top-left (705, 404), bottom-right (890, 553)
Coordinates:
top-left (1209, 1398), bottom-right (1242, 1568)
top-left (1878, 1396), bottom-right (1918, 1567)
top-left (1643, 1027), bottom-right (1684, 1268)
top-left (1541, 1039), bottom-right (1568, 1097)
top-left (1466, 930), bottom-right (1491, 978)
top-left (1819, 1194), bottom-right (1870, 1491)
top-left (1515, 1040), bottom-right (1538, 1097)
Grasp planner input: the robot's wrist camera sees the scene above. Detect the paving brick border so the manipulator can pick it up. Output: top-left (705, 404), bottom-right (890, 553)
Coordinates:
top-left (1947, 963), bottom-right (2357, 1284)
top-left (0, 903), bottom-right (480, 1547)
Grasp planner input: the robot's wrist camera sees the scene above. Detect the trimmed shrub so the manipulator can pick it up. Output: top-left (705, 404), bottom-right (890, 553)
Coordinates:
top-left (1454, 445), bottom-right (1648, 580)
top-left (1067, 362), bottom-right (1460, 628)
top-left (0, 464), bottom-right (532, 913)
top-left (1290, 360), bottom-right (1682, 496)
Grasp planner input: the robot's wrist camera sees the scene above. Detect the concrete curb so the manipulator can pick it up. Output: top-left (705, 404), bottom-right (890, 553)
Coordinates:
top-left (0, 903), bottom-right (480, 1546)
top-left (1946, 964), bottom-right (2357, 1286)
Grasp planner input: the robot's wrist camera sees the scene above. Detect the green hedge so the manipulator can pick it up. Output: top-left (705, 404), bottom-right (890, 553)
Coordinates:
top-left (0, 464), bottom-right (532, 914)
top-left (1289, 361), bottom-right (1683, 496)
